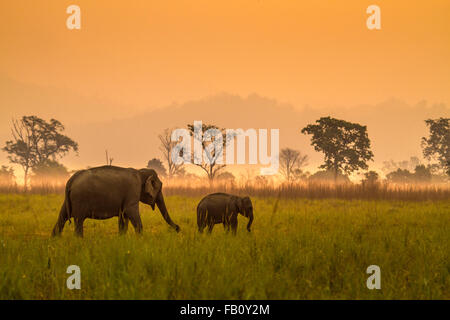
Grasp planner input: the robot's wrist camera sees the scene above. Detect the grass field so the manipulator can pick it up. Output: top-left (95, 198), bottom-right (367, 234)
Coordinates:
top-left (0, 194), bottom-right (449, 299)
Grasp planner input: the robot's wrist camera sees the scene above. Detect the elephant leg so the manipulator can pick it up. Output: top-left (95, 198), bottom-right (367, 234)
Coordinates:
top-left (197, 208), bottom-right (206, 233)
top-left (223, 220), bottom-right (231, 233)
top-left (74, 218), bottom-right (84, 237)
top-left (118, 213), bottom-right (129, 235)
top-left (230, 214), bottom-right (238, 235)
top-left (126, 205), bottom-right (143, 234)
top-left (222, 213), bottom-right (231, 233)
top-left (206, 218), bottom-right (215, 234)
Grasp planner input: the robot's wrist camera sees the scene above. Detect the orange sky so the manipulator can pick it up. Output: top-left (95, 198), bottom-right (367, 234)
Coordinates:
top-left (0, 1), bottom-right (450, 182)
top-left (1, 0), bottom-right (449, 113)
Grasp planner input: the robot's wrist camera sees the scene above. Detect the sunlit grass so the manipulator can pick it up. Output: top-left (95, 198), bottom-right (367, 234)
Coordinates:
top-left (0, 194), bottom-right (449, 299)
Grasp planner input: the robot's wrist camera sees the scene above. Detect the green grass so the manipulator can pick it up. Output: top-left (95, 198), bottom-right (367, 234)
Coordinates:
top-left (0, 194), bottom-right (449, 299)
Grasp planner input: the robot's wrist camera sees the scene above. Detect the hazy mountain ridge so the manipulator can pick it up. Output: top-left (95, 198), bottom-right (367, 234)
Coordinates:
top-left (1, 75), bottom-right (449, 172)
top-left (67, 94), bottom-right (449, 170)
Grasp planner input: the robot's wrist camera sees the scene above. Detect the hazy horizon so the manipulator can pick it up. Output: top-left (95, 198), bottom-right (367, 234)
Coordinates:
top-left (1, 84), bottom-right (448, 182)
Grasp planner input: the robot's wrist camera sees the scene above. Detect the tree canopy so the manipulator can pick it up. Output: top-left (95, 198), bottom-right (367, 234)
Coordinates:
top-left (421, 118), bottom-right (450, 176)
top-left (386, 165), bottom-right (433, 184)
top-left (301, 117), bottom-right (374, 181)
top-left (147, 158), bottom-right (167, 178)
top-left (0, 166), bottom-right (15, 186)
top-left (158, 128), bottom-right (185, 178)
top-left (2, 116), bottom-right (78, 188)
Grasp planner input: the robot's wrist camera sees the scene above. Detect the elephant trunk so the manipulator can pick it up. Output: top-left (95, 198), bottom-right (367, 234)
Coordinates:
top-left (156, 192), bottom-right (180, 232)
top-left (246, 210), bottom-right (254, 232)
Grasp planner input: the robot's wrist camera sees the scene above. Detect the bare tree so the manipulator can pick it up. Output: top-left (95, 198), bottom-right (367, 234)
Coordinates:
top-left (279, 148), bottom-right (308, 182)
top-left (105, 150), bottom-right (113, 166)
top-left (158, 128), bottom-right (184, 178)
top-left (4, 119), bottom-right (33, 189)
top-left (187, 123), bottom-right (230, 185)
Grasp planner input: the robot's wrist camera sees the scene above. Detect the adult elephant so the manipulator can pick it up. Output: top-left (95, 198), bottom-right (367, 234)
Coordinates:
top-left (197, 193), bottom-right (254, 234)
top-left (51, 165), bottom-right (180, 237)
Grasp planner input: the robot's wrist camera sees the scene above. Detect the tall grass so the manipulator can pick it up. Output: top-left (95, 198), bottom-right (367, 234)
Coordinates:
top-left (3, 180), bottom-right (449, 201)
top-left (164, 181), bottom-right (450, 201)
top-left (0, 194), bottom-right (449, 299)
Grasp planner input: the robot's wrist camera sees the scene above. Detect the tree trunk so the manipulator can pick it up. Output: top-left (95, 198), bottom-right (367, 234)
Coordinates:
top-left (23, 168), bottom-right (29, 191)
top-left (209, 167), bottom-right (214, 187)
top-left (334, 166), bottom-right (338, 184)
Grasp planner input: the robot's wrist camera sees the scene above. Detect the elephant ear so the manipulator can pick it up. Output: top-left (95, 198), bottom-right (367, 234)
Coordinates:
top-left (144, 172), bottom-right (162, 209)
top-left (231, 196), bottom-right (244, 214)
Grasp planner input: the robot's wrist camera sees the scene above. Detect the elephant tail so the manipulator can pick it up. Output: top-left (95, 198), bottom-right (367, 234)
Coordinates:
top-left (64, 176), bottom-right (73, 225)
top-left (64, 187), bottom-right (72, 225)
top-left (51, 201), bottom-right (68, 237)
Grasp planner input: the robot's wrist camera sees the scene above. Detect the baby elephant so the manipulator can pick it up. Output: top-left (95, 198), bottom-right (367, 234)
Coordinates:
top-left (197, 193), bottom-right (254, 234)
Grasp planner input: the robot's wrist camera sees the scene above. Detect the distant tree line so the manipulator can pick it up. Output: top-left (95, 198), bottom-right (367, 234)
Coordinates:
top-left (1, 115), bottom-right (448, 188)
